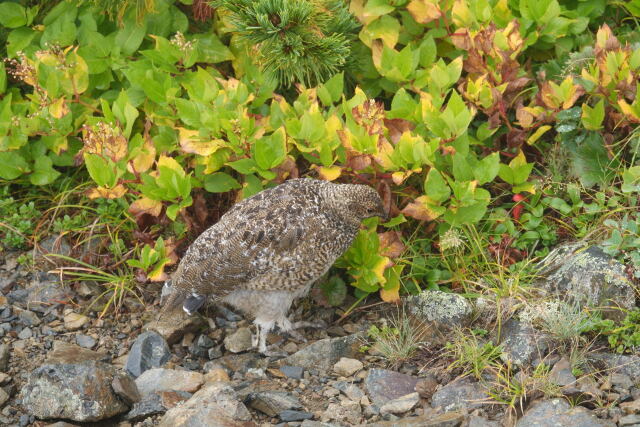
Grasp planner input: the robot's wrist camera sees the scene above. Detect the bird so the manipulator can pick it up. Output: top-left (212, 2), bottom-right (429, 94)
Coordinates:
top-left (160, 177), bottom-right (386, 354)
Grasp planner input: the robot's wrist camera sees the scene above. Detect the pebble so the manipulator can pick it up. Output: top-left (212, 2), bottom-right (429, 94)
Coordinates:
top-left (125, 331), bottom-right (171, 378)
top-left (223, 327), bottom-right (253, 353)
top-left (279, 410), bottom-right (314, 422)
top-left (63, 311), bottom-right (89, 331)
top-left (247, 391), bottom-right (302, 417)
top-left (134, 368), bottom-right (204, 398)
top-left (333, 357), bottom-right (363, 377)
top-left (112, 375), bottom-right (142, 406)
top-left (415, 374), bottom-right (439, 399)
top-left (379, 392), bottom-right (420, 415)
top-left (17, 328), bottom-right (32, 340)
top-left (0, 388), bottom-right (9, 406)
top-left (280, 365), bottom-right (304, 379)
top-left (75, 334), bottom-right (96, 349)
top-left (365, 369), bottom-right (420, 407)
top-left (619, 414), bottom-right (640, 426)
top-left (207, 346), bottom-right (223, 360)
top-left (0, 345), bottom-right (8, 371)
top-left (17, 309), bottom-right (40, 326)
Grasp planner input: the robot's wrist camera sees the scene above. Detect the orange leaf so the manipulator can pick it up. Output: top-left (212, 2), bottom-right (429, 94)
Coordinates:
top-left (378, 231), bottom-right (406, 258)
top-left (380, 285), bottom-right (400, 303)
top-left (86, 184), bottom-right (127, 199)
top-left (401, 196), bottom-right (444, 221)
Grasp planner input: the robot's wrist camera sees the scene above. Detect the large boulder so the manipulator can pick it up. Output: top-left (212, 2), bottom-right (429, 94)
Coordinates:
top-left (21, 361), bottom-right (129, 422)
top-left (537, 244), bottom-right (635, 320)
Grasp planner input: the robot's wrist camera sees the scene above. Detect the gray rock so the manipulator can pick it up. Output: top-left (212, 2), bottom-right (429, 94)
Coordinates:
top-left (75, 334), bottom-right (96, 349)
top-left (431, 379), bottom-right (488, 412)
top-left (500, 319), bottom-right (549, 367)
top-left (280, 365), bottom-right (304, 379)
top-left (134, 368), bottom-right (204, 398)
top-left (611, 372), bottom-right (634, 390)
top-left (537, 244), bottom-right (636, 321)
top-left (516, 398), bottom-right (615, 427)
top-left (549, 358), bottom-right (577, 387)
top-left (0, 344), bottom-right (8, 371)
top-left (0, 387), bottom-right (9, 407)
top-left (20, 361), bottom-right (129, 422)
top-left (279, 410), bottom-right (314, 422)
top-left (224, 327), bottom-right (253, 353)
top-left (321, 401), bottom-right (362, 425)
top-left (33, 235), bottom-right (72, 265)
top-left (619, 414), bottom-right (640, 426)
top-left (158, 382), bottom-right (253, 426)
top-left (208, 345), bottom-right (223, 360)
top-left (246, 390), bottom-right (302, 417)
top-left (379, 392), bottom-right (420, 415)
top-left (16, 309), bottom-right (40, 326)
top-left (191, 334), bottom-right (215, 358)
top-left (301, 421), bottom-right (339, 427)
top-left (365, 369), bottom-right (420, 407)
top-left (406, 290), bottom-right (472, 327)
top-left (145, 313), bottom-right (206, 345)
top-left (126, 390), bottom-right (192, 421)
top-left (17, 327), bottom-right (32, 339)
top-left (125, 331), bottom-right (171, 378)
top-left (333, 381), bottom-right (365, 401)
top-left (366, 412), bottom-right (466, 426)
top-left (468, 415), bottom-right (501, 427)
top-left (26, 275), bottom-right (71, 312)
top-left (415, 374), bottom-right (439, 399)
top-left (588, 353), bottom-right (640, 386)
top-left (280, 334), bottom-right (360, 373)
top-left (112, 374), bottom-right (142, 406)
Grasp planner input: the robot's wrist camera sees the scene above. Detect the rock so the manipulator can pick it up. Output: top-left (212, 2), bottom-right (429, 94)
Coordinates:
top-left (431, 379), bottom-right (488, 412)
top-left (549, 358), bottom-right (577, 387)
top-left (17, 327), bottom-right (32, 339)
top-left (75, 334), bottom-right (96, 349)
top-left (333, 381), bottom-right (365, 401)
top-left (321, 401), bottom-right (362, 425)
top-left (0, 344), bottom-right (8, 371)
top-left (126, 390), bottom-right (191, 421)
top-left (620, 399), bottom-right (640, 414)
top-left (219, 352), bottom-right (267, 374)
top-left (145, 314), bottom-right (206, 345)
top-left (33, 235), bottom-right (72, 265)
top-left (63, 310), bottom-right (89, 331)
top-left (365, 368), bottom-right (420, 407)
top-left (499, 319), bottom-right (549, 367)
top-left (125, 331), bottom-right (171, 378)
top-left (537, 244), bottom-right (636, 321)
top-left (619, 414), bottom-right (640, 426)
top-left (20, 361), bottom-right (129, 422)
top-left (610, 372), bottom-right (634, 390)
top-left (134, 368), bottom-right (204, 398)
top-left (415, 374), bottom-right (439, 399)
top-left (191, 334), bottom-right (215, 358)
top-left (26, 274), bottom-right (72, 311)
top-left (0, 387), bottom-right (9, 406)
top-left (112, 374), bottom-right (142, 406)
top-left (207, 346), bottom-right (223, 360)
top-left (516, 398), bottom-right (615, 427)
top-left (406, 290), bottom-right (472, 327)
top-left (246, 391), bottom-right (302, 417)
top-left (468, 415), bottom-right (501, 427)
top-left (224, 327), bottom-right (253, 353)
top-left (16, 308), bottom-right (40, 326)
top-left (279, 410), bottom-right (314, 422)
top-left (366, 411), bottom-right (465, 427)
top-left (45, 340), bottom-right (107, 364)
top-left (279, 365), bottom-right (304, 379)
top-left (588, 353), bottom-right (640, 385)
top-left (333, 357), bottom-right (363, 377)
top-left (301, 422), bottom-right (339, 427)
top-left (280, 334), bottom-right (360, 373)
top-left (379, 392), bottom-right (420, 415)
top-left (158, 382), bottom-right (254, 426)
top-left (204, 367), bottom-right (230, 383)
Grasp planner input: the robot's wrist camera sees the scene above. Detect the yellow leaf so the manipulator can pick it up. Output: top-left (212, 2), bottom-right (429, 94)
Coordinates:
top-left (317, 165), bottom-right (342, 181)
top-left (401, 195), bottom-right (444, 221)
top-left (451, 0), bottom-right (472, 27)
top-left (527, 125), bottom-right (551, 145)
top-left (618, 100), bottom-right (640, 122)
top-left (129, 197), bottom-right (162, 217)
top-left (148, 259), bottom-right (170, 282)
top-left (128, 138), bottom-right (156, 174)
top-left (86, 184), bottom-right (127, 199)
top-left (178, 128), bottom-right (225, 156)
top-left (49, 98), bottom-right (69, 119)
top-left (157, 155), bottom-right (185, 175)
top-left (372, 256), bottom-right (391, 283)
top-left (380, 285), bottom-right (400, 303)
top-left (407, 0), bottom-right (441, 24)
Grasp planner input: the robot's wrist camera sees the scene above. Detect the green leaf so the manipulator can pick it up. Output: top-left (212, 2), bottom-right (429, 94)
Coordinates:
top-left (0, 151), bottom-right (30, 179)
top-left (228, 158), bottom-right (257, 175)
top-left (84, 154), bottom-right (116, 188)
top-left (204, 172), bottom-right (241, 193)
top-left (321, 276), bottom-right (347, 307)
top-left (498, 151), bottom-right (533, 185)
top-left (254, 128), bottom-right (287, 170)
top-left (29, 156), bottom-right (60, 185)
top-left (115, 20), bottom-right (147, 56)
top-left (581, 99), bottom-right (605, 131)
top-left (7, 27), bottom-right (36, 57)
top-left (424, 168), bottom-right (451, 203)
top-left (0, 62), bottom-right (6, 94)
top-left (0, 3), bottom-right (27, 28)
top-left (474, 153), bottom-right (500, 185)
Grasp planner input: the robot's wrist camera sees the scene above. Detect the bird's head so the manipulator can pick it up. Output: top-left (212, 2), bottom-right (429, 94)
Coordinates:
top-left (333, 183), bottom-right (387, 223)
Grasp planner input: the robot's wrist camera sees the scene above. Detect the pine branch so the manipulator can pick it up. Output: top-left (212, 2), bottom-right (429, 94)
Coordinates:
top-left (212, 0), bottom-right (359, 88)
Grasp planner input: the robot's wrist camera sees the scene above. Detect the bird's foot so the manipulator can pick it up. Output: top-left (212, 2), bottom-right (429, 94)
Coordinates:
top-left (285, 328), bottom-right (307, 343)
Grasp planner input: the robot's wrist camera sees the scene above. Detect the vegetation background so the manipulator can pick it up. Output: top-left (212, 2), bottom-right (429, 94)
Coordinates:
top-left (1, 0), bottom-right (640, 352)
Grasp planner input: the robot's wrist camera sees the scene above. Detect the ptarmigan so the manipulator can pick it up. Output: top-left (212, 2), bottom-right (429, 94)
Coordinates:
top-left (161, 178), bottom-right (386, 353)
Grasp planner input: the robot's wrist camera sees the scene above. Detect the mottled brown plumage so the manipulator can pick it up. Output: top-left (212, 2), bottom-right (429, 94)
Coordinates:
top-left (162, 178), bottom-right (385, 352)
